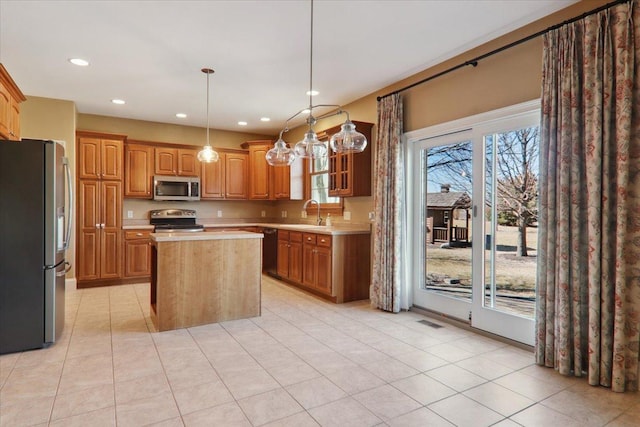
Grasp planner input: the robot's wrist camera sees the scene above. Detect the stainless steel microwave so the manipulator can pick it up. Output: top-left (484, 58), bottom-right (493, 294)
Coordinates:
top-left (153, 175), bottom-right (200, 201)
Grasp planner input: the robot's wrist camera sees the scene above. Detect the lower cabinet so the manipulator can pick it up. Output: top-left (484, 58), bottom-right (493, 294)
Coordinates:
top-left (277, 230), bottom-right (370, 303)
top-left (124, 229), bottom-right (152, 278)
top-left (277, 230), bottom-right (302, 283)
top-left (302, 233), bottom-right (332, 295)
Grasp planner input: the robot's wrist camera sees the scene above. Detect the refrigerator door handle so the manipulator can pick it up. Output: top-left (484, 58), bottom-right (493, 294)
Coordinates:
top-left (63, 157), bottom-right (73, 252)
top-left (55, 262), bottom-right (72, 277)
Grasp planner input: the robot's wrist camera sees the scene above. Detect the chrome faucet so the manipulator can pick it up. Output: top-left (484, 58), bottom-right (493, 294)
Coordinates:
top-left (302, 199), bottom-right (322, 226)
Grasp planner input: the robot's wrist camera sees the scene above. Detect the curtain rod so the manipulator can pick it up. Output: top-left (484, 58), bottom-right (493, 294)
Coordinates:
top-left (377, 0), bottom-right (631, 101)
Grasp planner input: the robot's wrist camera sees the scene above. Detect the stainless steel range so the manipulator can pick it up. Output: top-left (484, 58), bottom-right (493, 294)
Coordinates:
top-left (150, 209), bottom-right (204, 233)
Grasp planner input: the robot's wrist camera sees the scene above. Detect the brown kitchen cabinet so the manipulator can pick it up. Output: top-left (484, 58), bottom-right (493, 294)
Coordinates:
top-left (154, 147), bottom-right (199, 177)
top-left (0, 64), bottom-right (26, 141)
top-left (76, 179), bottom-right (122, 283)
top-left (276, 229), bottom-right (370, 303)
top-left (124, 229), bottom-right (152, 278)
top-left (302, 233), bottom-right (332, 296)
top-left (77, 132), bottom-right (125, 180)
top-left (318, 121), bottom-right (373, 197)
top-left (76, 131), bottom-right (124, 287)
top-left (124, 142), bottom-right (154, 198)
top-left (277, 230), bottom-right (302, 283)
top-left (200, 149), bottom-right (248, 200)
top-left (241, 140), bottom-right (290, 200)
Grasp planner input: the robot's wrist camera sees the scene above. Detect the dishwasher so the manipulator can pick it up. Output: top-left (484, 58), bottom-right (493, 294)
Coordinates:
top-left (262, 227), bottom-right (278, 278)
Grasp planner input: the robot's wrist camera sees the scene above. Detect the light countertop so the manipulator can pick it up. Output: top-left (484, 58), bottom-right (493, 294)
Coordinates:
top-left (124, 221), bottom-right (371, 235)
top-left (150, 230), bottom-right (263, 243)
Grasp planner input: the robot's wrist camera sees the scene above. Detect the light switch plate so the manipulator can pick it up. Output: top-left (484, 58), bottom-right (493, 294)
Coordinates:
top-left (301, 211), bottom-right (307, 218)
top-left (343, 211), bottom-right (351, 221)
top-left (217, 210), bottom-right (223, 218)
top-left (127, 210), bottom-right (133, 219)
top-left (368, 211), bottom-right (375, 220)
top-left (261, 210), bottom-right (266, 218)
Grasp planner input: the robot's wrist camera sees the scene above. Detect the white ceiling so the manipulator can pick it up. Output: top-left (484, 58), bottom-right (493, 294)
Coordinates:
top-left (0, 0), bottom-right (575, 135)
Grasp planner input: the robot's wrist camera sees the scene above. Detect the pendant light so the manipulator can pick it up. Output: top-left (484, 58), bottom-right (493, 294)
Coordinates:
top-left (266, 0), bottom-right (367, 167)
top-left (197, 68), bottom-right (219, 163)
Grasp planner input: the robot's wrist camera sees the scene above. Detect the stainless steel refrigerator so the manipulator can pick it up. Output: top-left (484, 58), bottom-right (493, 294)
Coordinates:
top-left (0, 139), bottom-right (73, 354)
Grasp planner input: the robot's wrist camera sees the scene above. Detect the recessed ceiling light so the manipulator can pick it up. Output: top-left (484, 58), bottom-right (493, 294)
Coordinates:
top-left (176, 113), bottom-right (187, 118)
top-left (306, 90), bottom-right (319, 96)
top-left (238, 121), bottom-right (248, 126)
top-left (260, 117), bottom-right (270, 122)
top-left (111, 99), bottom-right (125, 105)
top-left (69, 58), bottom-right (89, 66)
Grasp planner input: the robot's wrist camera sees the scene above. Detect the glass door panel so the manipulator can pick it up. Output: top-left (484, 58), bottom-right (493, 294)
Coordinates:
top-left (413, 133), bottom-right (473, 321)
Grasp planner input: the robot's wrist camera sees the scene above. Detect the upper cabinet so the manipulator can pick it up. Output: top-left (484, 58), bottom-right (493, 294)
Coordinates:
top-left (201, 149), bottom-right (248, 200)
top-left (124, 142), bottom-right (154, 198)
top-left (241, 140), bottom-right (290, 200)
top-left (320, 121), bottom-right (373, 197)
top-left (77, 132), bottom-right (125, 181)
top-left (154, 147), bottom-right (199, 177)
top-left (0, 64), bottom-right (26, 141)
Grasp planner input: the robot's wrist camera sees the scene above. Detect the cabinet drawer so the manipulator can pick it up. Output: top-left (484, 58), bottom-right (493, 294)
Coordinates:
top-left (125, 230), bottom-right (152, 240)
top-left (289, 231), bottom-right (303, 243)
top-left (303, 233), bottom-right (316, 245)
top-left (278, 230), bottom-right (290, 241)
top-left (317, 235), bottom-right (332, 248)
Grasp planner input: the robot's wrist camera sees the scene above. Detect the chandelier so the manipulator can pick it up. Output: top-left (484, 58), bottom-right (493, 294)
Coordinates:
top-left (197, 68), bottom-right (220, 163)
top-left (265, 0), bottom-right (367, 167)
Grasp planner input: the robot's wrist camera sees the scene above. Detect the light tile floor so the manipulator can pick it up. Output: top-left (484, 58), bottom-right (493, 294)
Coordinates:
top-left (1, 275), bottom-right (638, 427)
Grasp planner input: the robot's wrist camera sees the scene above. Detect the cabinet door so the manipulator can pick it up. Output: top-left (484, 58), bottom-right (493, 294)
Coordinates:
top-left (288, 241), bottom-right (303, 283)
top-left (277, 239), bottom-right (290, 278)
top-left (125, 144), bottom-right (153, 198)
top-left (201, 153), bottom-right (225, 199)
top-left (100, 181), bottom-right (122, 279)
top-left (225, 152), bottom-right (248, 199)
top-left (315, 246), bottom-right (332, 295)
top-left (8, 97), bottom-right (20, 140)
top-left (155, 148), bottom-right (177, 175)
top-left (78, 137), bottom-right (101, 179)
top-left (101, 139), bottom-right (123, 180)
top-left (248, 145), bottom-right (270, 199)
top-left (302, 243), bottom-right (316, 287)
top-left (272, 165), bottom-right (290, 200)
top-left (77, 180), bottom-right (100, 281)
top-left (0, 81), bottom-right (9, 139)
top-left (177, 149), bottom-right (199, 177)
top-left (125, 239), bottom-right (151, 277)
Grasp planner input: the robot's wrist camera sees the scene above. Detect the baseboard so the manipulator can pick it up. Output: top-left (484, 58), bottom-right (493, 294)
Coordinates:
top-left (65, 278), bottom-right (77, 291)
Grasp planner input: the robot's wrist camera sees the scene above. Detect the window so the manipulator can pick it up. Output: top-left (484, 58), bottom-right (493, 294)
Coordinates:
top-left (304, 145), bottom-right (343, 214)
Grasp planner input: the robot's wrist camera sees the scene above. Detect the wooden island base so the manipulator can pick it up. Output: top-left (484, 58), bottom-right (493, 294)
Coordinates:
top-left (150, 232), bottom-right (262, 332)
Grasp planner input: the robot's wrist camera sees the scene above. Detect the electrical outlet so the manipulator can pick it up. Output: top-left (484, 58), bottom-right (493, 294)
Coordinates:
top-left (343, 211), bottom-right (351, 221)
top-left (281, 210), bottom-right (287, 218)
top-left (261, 210), bottom-right (266, 218)
top-left (368, 211), bottom-right (375, 220)
top-left (301, 211), bottom-right (307, 219)
top-left (217, 210), bottom-right (223, 218)
top-left (127, 210), bottom-right (133, 219)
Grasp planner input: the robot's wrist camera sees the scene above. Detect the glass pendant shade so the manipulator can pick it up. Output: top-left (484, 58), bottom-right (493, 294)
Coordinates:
top-left (294, 130), bottom-right (327, 158)
top-left (266, 138), bottom-right (296, 166)
top-left (329, 120), bottom-right (367, 153)
top-left (197, 144), bottom-right (219, 163)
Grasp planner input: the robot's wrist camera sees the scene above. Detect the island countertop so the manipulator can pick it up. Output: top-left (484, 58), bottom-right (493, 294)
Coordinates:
top-left (150, 230), bottom-right (263, 243)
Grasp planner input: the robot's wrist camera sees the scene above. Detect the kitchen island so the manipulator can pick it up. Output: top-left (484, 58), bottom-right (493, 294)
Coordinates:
top-left (149, 231), bottom-right (263, 332)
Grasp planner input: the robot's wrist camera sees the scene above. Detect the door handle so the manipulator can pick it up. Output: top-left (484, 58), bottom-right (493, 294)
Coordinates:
top-left (63, 158), bottom-right (73, 251)
top-left (56, 261), bottom-right (72, 277)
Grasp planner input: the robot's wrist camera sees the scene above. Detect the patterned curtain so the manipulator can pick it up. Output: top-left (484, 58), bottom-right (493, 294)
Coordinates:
top-left (370, 93), bottom-right (404, 312)
top-left (536, 1), bottom-right (640, 392)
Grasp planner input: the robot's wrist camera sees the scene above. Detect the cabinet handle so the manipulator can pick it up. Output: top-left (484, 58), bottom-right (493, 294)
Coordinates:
top-left (320, 239), bottom-right (325, 243)
top-left (95, 223), bottom-right (100, 229)
top-left (136, 233), bottom-right (143, 237)
top-left (101, 223), bottom-right (105, 229)
top-left (307, 237), bottom-right (312, 241)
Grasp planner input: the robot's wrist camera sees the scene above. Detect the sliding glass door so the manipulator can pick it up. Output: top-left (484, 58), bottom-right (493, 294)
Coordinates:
top-left (409, 103), bottom-right (539, 345)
